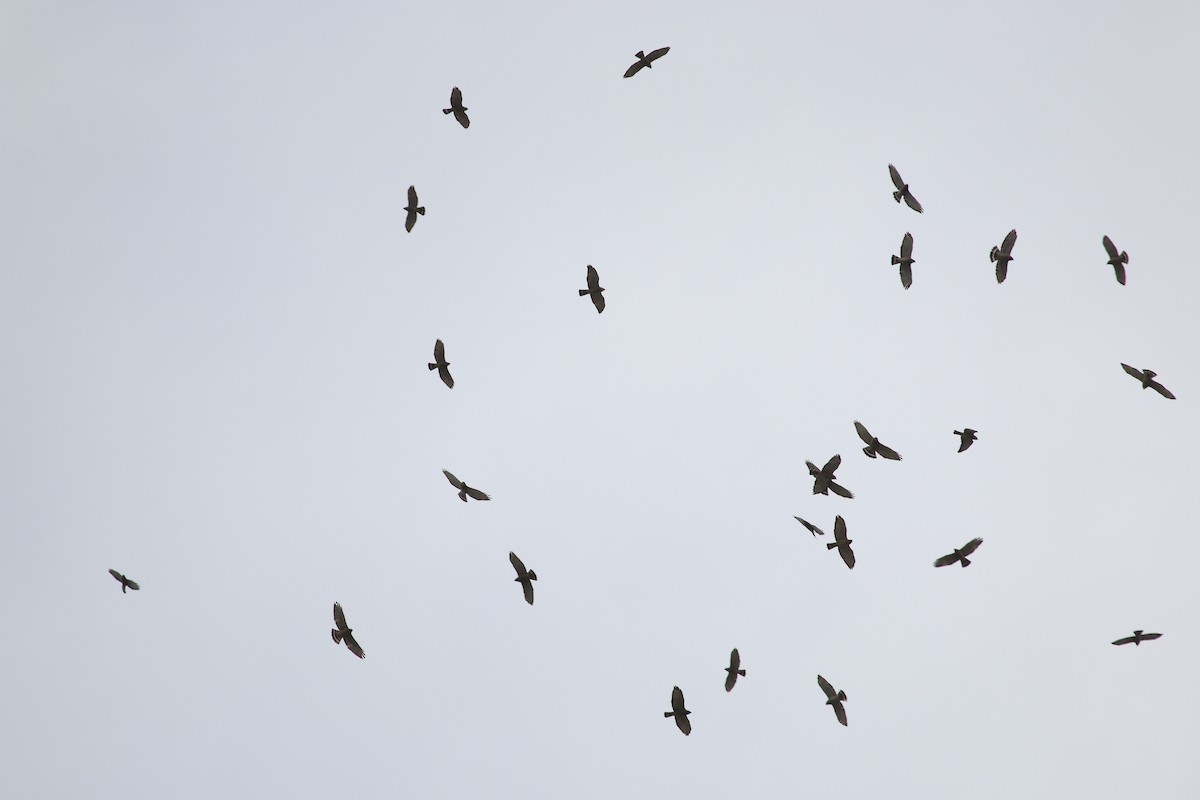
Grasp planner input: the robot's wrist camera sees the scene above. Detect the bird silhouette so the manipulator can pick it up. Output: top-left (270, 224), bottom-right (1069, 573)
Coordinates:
top-left (793, 516), bottom-right (825, 537)
top-left (954, 428), bottom-right (978, 452)
top-left (854, 421), bottom-right (902, 461)
top-left (331, 602), bottom-right (365, 659)
top-left (404, 185), bottom-right (425, 233)
top-left (891, 232), bottom-right (915, 289)
top-left (623, 47), bottom-right (670, 78)
top-left (888, 164), bottom-right (923, 213)
top-left (108, 569), bottom-right (140, 593)
top-left (1120, 364), bottom-right (1175, 399)
top-left (442, 469), bottom-right (491, 502)
top-left (1102, 236), bottom-right (1129, 285)
top-left (664, 686), bottom-right (691, 735)
top-left (428, 339), bottom-right (454, 389)
top-left (579, 265), bottom-right (605, 313)
top-left (817, 675), bottom-right (848, 726)
top-left (826, 515), bottom-right (855, 569)
top-left (724, 649), bottom-right (746, 692)
top-left (990, 229), bottom-right (1018, 284)
top-left (443, 87), bottom-right (469, 129)
top-left (1111, 630), bottom-right (1162, 646)
top-left (509, 551), bottom-right (537, 605)
top-left (806, 454), bottom-right (853, 498)
top-left (934, 537), bottom-right (984, 568)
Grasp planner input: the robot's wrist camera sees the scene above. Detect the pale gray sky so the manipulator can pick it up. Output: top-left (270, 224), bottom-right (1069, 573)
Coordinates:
top-left (3, 1), bottom-right (1199, 798)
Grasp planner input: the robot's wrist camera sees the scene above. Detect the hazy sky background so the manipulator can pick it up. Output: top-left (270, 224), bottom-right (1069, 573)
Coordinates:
top-left (3, 1), bottom-right (1199, 798)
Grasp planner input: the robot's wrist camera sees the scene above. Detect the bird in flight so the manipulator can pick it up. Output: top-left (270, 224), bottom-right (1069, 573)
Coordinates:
top-left (793, 516), bottom-right (825, 537)
top-left (108, 569), bottom-right (140, 593)
top-left (990, 229), bottom-right (1018, 284)
top-left (1111, 630), bottom-right (1162, 647)
top-left (933, 537), bottom-right (984, 568)
top-left (664, 685), bottom-right (691, 735)
top-left (854, 421), bottom-right (902, 461)
top-left (428, 339), bottom-right (454, 389)
top-left (1120, 364), bottom-right (1176, 399)
top-left (404, 185), bottom-right (425, 233)
top-left (624, 47), bottom-right (670, 78)
top-left (891, 232), bottom-right (915, 289)
top-left (724, 649), bottom-right (746, 692)
top-left (331, 602), bottom-right (365, 659)
top-left (579, 265), bottom-right (605, 313)
top-left (508, 551), bottom-right (537, 605)
top-left (442, 469), bottom-right (491, 502)
top-left (443, 87), bottom-right (469, 129)
top-left (817, 675), bottom-right (848, 727)
top-left (826, 515), bottom-right (855, 569)
top-left (807, 454), bottom-right (853, 498)
top-left (1102, 236), bottom-right (1129, 285)
top-left (888, 164), bottom-right (923, 213)
top-left (954, 428), bottom-right (978, 452)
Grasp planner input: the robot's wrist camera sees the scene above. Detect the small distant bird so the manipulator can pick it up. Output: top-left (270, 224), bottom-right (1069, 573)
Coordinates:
top-left (853, 421), bottom-right (902, 461)
top-left (793, 516), bottom-right (825, 537)
top-left (826, 515), bottom-right (855, 569)
top-left (579, 265), bottom-right (605, 313)
top-left (404, 185), bottom-right (425, 233)
top-left (817, 674), bottom-right (848, 727)
top-left (623, 47), bottom-right (670, 78)
top-left (933, 537), bottom-right (984, 568)
top-left (108, 569), bottom-right (140, 593)
top-left (331, 602), bottom-right (365, 659)
top-left (806, 454), bottom-right (853, 498)
top-left (888, 164), bottom-right (923, 213)
top-left (1102, 235), bottom-right (1129, 285)
top-left (1111, 630), bottom-right (1162, 647)
top-left (724, 649), bottom-right (746, 692)
top-left (891, 232), bottom-right (915, 289)
top-left (443, 87), bottom-right (469, 129)
top-left (1120, 364), bottom-right (1176, 399)
top-left (508, 551), bottom-right (537, 605)
top-left (427, 339), bottom-right (454, 389)
top-left (990, 229), bottom-right (1018, 284)
top-left (954, 428), bottom-right (978, 452)
top-left (442, 469), bottom-right (491, 502)
top-left (664, 685), bottom-right (691, 735)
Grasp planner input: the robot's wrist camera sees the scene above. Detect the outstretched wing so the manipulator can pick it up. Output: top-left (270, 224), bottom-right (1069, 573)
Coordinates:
top-left (834, 515), bottom-right (847, 543)
top-left (645, 46), bottom-right (670, 63)
top-left (1120, 363), bottom-right (1144, 381)
top-left (333, 602), bottom-right (349, 633)
top-left (464, 485), bottom-right (491, 501)
top-left (343, 631), bottom-right (366, 659)
top-left (509, 551), bottom-right (527, 577)
top-left (1150, 381), bottom-right (1176, 400)
top-left (817, 674), bottom-right (836, 700)
top-left (671, 685), bottom-right (686, 713)
top-left (109, 569), bottom-right (122, 582)
top-left (839, 541), bottom-right (856, 569)
top-left (828, 481), bottom-right (854, 499)
top-left (1001, 229), bottom-right (1018, 255)
top-left (995, 259), bottom-right (1008, 284)
top-left (434, 339), bottom-right (445, 364)
top-left (853, 421), bottom-right (873, 446)
top-left (586, 265), bottom-right (601, 292)
top-left (874, 441), bottom-right (902, 461)
top-left (454, 108), bottom-right (470, 129)
top-left (900, 232), bottom-right (913, 259)
top-left (794, 516), bottom-right (824, 537)
top-left (450, 86), bottom-right (462, 107)
top-left (125, 579), bottom-right (140, 591)
top-left (407, 185), bottom-right (418, 207)
top-left (833, 701), bottom-right (848, 727)
top-left (438, 365), bottom-right (454, 389)
top-left (442, 469), bottom-right (464, 490)
top-left (520, 579), bottom-right (535, 605)
top-left (900, 261), bottom-right (912, 290)
top-left (1102, 235), bottom-right (1120, 260)
top-left (959, 537), bottom-right (984, 557)
top-left (623, 62), bottom-right (642, 78)
top-left (822, 454), bottom-right (842, 476)
top-left (1113, 261), bottom-right (1126, 285)
top-left (904, 192), bottom-right (923, 213)
top-left (888, 164), bottom-right (904, 191)
top-left (1140, 633), bottom-right (1163, 641)
top-left (933, 552), bottom-right (959, 568)
top-left (1111, 635), bottom-right (1136, 646)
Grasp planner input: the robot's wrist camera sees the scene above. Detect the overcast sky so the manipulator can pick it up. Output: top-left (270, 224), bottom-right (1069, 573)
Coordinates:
top-left (3, 1), bottom-right (1199, 798)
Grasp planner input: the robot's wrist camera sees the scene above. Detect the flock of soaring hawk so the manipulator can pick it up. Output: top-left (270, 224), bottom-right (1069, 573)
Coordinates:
top-left (108, 45), bottom-right (1170, 737)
